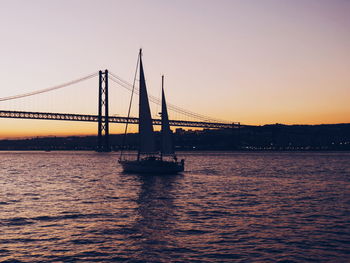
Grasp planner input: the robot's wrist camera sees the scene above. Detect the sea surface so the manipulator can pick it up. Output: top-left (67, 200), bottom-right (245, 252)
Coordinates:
top-left (0, 151), bottom-right (349, 262)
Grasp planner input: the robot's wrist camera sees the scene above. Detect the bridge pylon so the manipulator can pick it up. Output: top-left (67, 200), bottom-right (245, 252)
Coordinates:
top-left (97, 70), bottom-right (110, 152)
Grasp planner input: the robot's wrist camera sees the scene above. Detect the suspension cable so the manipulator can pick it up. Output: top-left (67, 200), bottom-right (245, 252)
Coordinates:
top-left (0, 69), bottom-right (231, 123)
top-left (0, 72), bottom-right (99, 102)
top-left (109, 74), bottom-right (223, 122)
top-left (108, 71), bottom-right (229, 123)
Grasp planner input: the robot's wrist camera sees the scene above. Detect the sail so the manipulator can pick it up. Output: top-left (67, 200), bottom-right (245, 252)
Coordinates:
top-left (138, 50), bottom-right (156, 154)
top-left (161, 76), bottom-right (174, 155)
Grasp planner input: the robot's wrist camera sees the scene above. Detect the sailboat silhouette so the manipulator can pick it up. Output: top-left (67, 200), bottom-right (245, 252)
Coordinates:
top-left (118, 50), bottom-right (184, 174)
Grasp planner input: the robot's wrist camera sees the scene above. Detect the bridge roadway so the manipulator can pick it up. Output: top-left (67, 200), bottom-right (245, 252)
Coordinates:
top-left (0, 110), bottom-right (240, 129)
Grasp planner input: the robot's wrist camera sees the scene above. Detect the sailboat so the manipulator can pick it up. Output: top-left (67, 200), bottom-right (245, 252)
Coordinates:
top-left (118, 49), bottom-right (185, 174)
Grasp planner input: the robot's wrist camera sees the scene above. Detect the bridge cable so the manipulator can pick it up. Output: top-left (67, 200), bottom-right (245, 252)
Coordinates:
top-left (0, 72), bottom-right (99, 102)
top-left (109, 74), bottom-right (220, 122)
top-left (108, 71), bottom-right (230, 123)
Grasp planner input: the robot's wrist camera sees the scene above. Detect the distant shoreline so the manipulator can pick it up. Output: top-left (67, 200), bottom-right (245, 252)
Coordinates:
top-left (0, 123), bottom-right (349, 151)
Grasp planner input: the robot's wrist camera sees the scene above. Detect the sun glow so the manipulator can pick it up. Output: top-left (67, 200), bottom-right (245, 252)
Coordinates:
top-left (0, 1), bottom-right (349, 138)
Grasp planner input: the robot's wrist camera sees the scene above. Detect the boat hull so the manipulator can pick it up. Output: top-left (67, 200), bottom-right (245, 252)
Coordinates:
top-left (119, 159), bottom-right (184, 174)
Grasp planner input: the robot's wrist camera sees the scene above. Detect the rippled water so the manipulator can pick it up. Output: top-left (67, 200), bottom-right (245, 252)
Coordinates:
top-left (0, 151), bottom-right (349, 262)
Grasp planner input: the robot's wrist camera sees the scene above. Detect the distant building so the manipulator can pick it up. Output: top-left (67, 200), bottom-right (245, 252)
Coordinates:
top-left (175, 128), bottom-right (185, 135)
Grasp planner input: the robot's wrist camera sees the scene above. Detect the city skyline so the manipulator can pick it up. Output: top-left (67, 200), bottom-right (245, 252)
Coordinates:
top-left (0, 0), bottom-right (349, 138)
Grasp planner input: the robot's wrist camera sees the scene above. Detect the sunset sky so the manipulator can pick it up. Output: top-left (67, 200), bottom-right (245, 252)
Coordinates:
top-left (0, 0), bottom-right (349, 138)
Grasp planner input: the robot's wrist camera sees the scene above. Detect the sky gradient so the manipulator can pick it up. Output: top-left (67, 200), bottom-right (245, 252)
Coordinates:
top-left (0, 0), bottom-right (349, 138)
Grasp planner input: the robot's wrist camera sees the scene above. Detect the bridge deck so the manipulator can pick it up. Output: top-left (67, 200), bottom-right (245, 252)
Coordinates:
top-left (0, 110), bottom-right (240, 129)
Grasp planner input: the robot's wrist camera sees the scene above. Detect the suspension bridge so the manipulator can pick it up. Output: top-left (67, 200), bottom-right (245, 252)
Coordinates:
top-left (0, 70), bottom-right (241, 151)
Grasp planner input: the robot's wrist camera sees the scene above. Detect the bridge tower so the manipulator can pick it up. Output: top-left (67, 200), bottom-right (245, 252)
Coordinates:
top-left (97, 70), bottom-right (110, 152)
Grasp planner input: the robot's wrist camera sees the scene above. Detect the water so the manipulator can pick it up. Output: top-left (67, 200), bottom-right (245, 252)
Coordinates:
top-left (0, 151), bottom-right (349, 262)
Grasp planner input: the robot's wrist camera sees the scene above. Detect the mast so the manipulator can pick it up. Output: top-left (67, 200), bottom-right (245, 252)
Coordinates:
top-left (138, 49), bottom-right (156, 160)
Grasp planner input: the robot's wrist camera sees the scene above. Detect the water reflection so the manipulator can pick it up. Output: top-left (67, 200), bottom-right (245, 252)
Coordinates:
top-left (132, 174), bottom-right (180, 261)
top-left (1, 152), bottom-right (349, 262)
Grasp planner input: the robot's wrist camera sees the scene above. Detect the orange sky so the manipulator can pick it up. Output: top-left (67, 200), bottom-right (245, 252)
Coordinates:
top-left (0, 0), bottom-right (349, 138)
